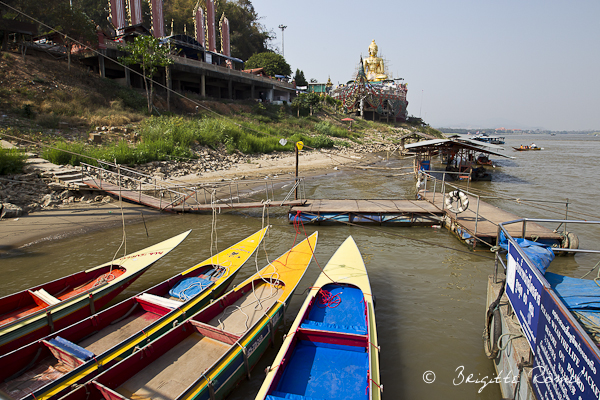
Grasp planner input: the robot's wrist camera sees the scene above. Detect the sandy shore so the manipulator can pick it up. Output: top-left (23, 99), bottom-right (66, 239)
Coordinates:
top-left (0, 201), bottom-right (166, 256)
top-left (0, 148), bottom-right (378, 255)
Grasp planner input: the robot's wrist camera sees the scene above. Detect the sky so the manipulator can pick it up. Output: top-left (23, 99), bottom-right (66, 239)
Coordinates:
top-left (249, 0), bottom-right (600, 131)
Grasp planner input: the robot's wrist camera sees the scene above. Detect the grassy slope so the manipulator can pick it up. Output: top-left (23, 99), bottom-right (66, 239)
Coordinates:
top-left (0, 51), bottom-right (442, 167)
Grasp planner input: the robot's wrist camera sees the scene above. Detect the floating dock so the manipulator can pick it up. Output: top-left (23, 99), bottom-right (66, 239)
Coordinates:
top-left (418, 190), bottom-right (562, 247)
top-left (289, 199), bottom-right (443, 225)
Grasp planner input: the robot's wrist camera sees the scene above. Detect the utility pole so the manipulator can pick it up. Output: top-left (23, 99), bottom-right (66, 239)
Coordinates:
top-left (278, 24), bottom-right (287, 58)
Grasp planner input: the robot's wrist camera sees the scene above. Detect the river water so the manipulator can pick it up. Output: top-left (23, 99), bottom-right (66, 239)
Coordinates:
top-left (2, 134), bottom-right (600, 399)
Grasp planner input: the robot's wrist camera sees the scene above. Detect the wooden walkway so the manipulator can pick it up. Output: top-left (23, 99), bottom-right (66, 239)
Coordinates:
top-left (419, 190), bottom-right (561, 245)
top-left (83, 179), bottom-right (305, 212)
top-left (289, 199), bottom-right (443, 225)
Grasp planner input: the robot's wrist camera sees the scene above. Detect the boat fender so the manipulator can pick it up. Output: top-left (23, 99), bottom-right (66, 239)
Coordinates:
top-left (445, 190), bottom-right (469, 213)
top-left (483, 283), bottom-right (505, 359)
top-left (559, 231), bottom-right (579, 256)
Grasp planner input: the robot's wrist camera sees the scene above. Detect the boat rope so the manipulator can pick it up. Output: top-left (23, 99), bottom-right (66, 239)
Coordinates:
top-left (210, 189), bottom-right (219, 259)
top-left (497, 332), bottom-right (523, 351)
top-left (316, 289), bottom-right (341, 308)
top-left (290, 210), bottom-right (336, 282)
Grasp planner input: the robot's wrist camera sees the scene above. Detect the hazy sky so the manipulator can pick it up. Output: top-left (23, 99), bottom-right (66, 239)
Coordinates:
top-left (250, 0), bottom-right (600, 131)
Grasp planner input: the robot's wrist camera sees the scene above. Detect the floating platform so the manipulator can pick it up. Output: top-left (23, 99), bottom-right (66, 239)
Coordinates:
top-left (83, 179), bottom-right (305, 212)
top-left (289, 199), bottom-right (443, 225)
top-left (418, 190), bottom-right (562, 247)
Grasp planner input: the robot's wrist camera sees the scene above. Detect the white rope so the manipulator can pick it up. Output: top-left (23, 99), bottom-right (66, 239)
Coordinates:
top-left (210, 189), bottom-right (219, 258)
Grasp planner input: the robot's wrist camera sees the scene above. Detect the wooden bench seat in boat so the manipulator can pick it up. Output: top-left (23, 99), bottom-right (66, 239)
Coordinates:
top-left (30, 289), bottom-right (61, 307)
top-left (43, 337), bottom-right (95, 370)
top-left (136, 293), bottom-right (183, 309)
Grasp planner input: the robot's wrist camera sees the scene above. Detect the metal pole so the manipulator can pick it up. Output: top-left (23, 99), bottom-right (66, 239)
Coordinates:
top-left (475, 195), bottom-right (480, 235)
top-left (432, 177), bottom-right (437, 204)
top-left (295, 144), bottom-right (299, 200)
top-left (565, 198), bottom-right (569, 233)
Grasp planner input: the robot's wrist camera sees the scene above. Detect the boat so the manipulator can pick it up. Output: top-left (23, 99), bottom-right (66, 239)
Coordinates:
top-left (0, 230), bottom-right (192, 356)
top-left (472, 134), bottom-right (505, 145)
top-left (57, 232), bottom-right (318, 400)
top-left (476, 153), bottom-right (494, 166)
top-left (512, 146), bottom-right (541, 151)
top-left (484, 218), bottom-right (600, 399)
top-left (256, 235), bottom-right (382, 400)
top-left (0, 227), bottom-right (268, 400)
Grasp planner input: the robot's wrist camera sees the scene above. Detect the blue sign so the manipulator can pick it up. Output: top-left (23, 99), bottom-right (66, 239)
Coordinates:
top-left (532, 289), bottom-right (600, 399)
top-left (505, 241), bottom-right (546, 352)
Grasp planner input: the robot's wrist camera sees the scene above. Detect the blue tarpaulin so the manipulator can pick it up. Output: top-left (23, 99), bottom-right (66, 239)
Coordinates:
top-left (499, 232), bottom-right (556, 274)
top-left (545, 272), bottom-right (600, 310)
top-left (300, 284), bottom-right (366, 335)
top-left (271, 341), bottom-right (368, 400)
top-left (169, 277), bottom-right (214, 300)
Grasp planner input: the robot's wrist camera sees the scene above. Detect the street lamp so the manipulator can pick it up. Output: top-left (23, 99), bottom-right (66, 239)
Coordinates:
top-left (278, 24), bottom-right (287, 58)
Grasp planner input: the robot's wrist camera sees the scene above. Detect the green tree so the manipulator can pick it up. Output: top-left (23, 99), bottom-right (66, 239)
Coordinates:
top-left (162, 0), bottom-right (273, 61)
top-left (119, 36), bottom-right (174, 113)
top-left (49, 3), bottom-right (97, 70)
top-left (218, 0), bottom-right (272, 60)
top-left (245, 51), bottom-right (291, 77)
top-left (291, 94), bottom-right (307, 117)
top-left (293, 69), bottom-right (307, 87)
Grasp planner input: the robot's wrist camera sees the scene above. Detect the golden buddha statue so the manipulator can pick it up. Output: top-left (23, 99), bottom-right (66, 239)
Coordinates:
top-left (363, 40), bottom-right (387, 81)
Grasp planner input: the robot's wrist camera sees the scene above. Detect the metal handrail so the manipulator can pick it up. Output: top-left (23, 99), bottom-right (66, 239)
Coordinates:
top-left (493, 218), bottom-right (600, 282)
top-left (421, 172), bottom-right (482, 237)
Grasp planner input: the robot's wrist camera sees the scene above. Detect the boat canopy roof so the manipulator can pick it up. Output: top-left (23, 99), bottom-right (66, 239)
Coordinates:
top-left (405, 139), bottom-right (515, 159)
top-left (446, 134), bottom-right (506, 150)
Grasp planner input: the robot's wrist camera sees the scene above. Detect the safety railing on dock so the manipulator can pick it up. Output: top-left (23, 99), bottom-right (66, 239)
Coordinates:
top-left (493, 218), bottom-right (600, 282)
top-left (80, 161), bottom-right (306, 211)
top-left (418, 171), bottom-right (483, 237)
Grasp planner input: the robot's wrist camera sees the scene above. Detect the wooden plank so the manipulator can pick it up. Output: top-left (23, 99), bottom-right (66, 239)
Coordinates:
top-left (83, 179), bottom-right (306, 212)
top-left (291, 199), bottom-right (443, 215)
top-left (83, 179), bottom-right (176, 211)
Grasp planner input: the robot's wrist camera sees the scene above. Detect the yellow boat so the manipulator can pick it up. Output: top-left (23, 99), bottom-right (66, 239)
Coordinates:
top-left (256, 235), bottom-right (382, 400)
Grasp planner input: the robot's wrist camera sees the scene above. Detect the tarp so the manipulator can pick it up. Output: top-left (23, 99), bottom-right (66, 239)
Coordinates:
top-left (300, 284), bottom-right (366, 334)
top-left (272, 341), bottom-right (368, 400)
top-left (546, 272), bottom-right (600, 310)
top-left (499, 232), bottom-right (556, 274)
top-left (169, 277), bottom-right (214, 300)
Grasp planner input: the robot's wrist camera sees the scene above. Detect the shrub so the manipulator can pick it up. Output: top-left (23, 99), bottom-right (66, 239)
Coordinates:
top-left (0, 147), bottom-right (27, 175)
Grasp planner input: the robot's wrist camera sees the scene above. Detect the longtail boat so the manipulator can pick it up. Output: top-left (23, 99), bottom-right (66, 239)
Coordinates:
top-left (256, 235), bottom-right (382, 400)
top-left (512, 146), bottom-right (541, 151)
top-left (0, 230), bottom-right (192, 356)
top-left (60, 232), bottom-right (318, 400)
top-left (0, 227), bottom-right (268, 400)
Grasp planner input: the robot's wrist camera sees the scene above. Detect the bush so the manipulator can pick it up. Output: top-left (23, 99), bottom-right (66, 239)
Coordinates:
top-left (0, 147), bottom-right (28, 175)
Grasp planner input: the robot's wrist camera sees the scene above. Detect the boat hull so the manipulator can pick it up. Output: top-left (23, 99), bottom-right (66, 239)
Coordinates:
top-left (256, 235), bottom-right (381, 400)
top-left (58, 232), bottom-right (317, 400)
top-left (0, 228), bottom-right (268, 400)
top-left (0, 230), bottom-right (192, 356)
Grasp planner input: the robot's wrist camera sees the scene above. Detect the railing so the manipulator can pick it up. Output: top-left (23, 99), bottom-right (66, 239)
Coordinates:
top-left (419, 171), bottom-right (482, 237)
top-left (494, 218), bottom-right (600, 282)
top-left (170, 56), bottom-right (297, 90)
top-left (80, 161), bottom-right (306, 211)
